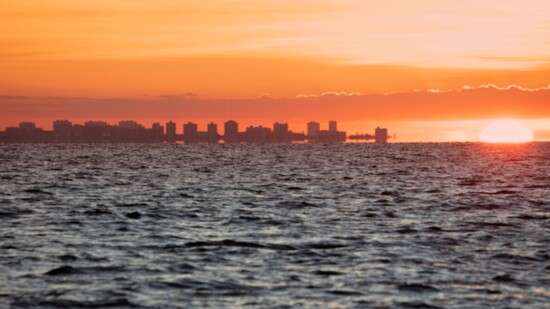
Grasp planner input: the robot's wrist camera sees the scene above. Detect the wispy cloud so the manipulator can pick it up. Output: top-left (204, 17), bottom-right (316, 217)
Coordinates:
top-left (157, 93), bottom-right (199, 100)
top-left (410, 84), bottom-right (550, 94)
top-left (0, 95), bottom-right (94, 100)
top-left (462, 84), bottom-right (550, 92)
top-left (257, 93), bottom-right (274, 100)
top-left (296, 91), bottom-right (361, 98)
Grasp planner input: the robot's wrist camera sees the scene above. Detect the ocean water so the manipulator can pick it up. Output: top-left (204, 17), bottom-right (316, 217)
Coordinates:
top-left (0, 143), bottom-right (549, 308)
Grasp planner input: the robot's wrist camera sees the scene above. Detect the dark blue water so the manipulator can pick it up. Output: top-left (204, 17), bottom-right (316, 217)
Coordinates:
top-left (1, 143), bottom-right (549, 308)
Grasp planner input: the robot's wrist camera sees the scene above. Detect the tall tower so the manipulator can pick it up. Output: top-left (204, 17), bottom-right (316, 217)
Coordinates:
top-left (273, 122), bottom-right (289, 142)
top-left (329, 121), bottom-right (337, 132)
top-left (375, 127), bottom-right (388, 144)
top-left (53, 120), bottom-right (72, 142)
top-left (183, 122), bottom-right (198, 143)
top-left (224, 120), bottom-right (239, 143)
top-left (152, 123), bottom-right (164, 142)
top-left (166, 121), bottom-right (176, 143)
top-left (207, 122), bottom-right (218, 143)
top-left (307, 121), bottom-right (320, 138)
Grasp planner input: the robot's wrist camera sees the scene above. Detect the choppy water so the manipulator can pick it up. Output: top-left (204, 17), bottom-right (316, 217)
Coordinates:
top-left (0, 143), bottom-right (549, 308)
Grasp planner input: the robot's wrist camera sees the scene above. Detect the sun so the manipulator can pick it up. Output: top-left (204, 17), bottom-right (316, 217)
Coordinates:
top-left (479, 119), bottom-right (533, 143)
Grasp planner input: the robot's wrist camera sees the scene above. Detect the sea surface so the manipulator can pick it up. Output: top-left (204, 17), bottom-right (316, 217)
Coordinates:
top-left (0, 143), bottom-right (549, 308)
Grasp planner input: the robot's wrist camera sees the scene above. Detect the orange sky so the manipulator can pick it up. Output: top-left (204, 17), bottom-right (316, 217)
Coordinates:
top-left (1, 0), bottom-right (549, 141)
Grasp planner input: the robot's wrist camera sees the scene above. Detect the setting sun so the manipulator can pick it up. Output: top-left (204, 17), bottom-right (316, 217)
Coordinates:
top-left (479, 119), bottom-right (533, 143)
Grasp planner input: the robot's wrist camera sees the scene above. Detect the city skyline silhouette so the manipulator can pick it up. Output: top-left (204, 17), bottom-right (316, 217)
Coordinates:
top-left (0, 119), bottom-right (390, 144)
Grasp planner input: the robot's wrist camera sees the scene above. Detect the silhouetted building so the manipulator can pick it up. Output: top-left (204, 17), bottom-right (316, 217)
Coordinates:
top-left (183, 122), bottom-right (198, 143)
top-left (166, 121), bottom-right (176, 143)
top-left (315, 130), bottom-right (346, 143)
top-left (83, 121), bottom-right (108, 143)
top-left (72, 124), bottom-right (84, 142)
top-left (207, 122), bottom-right (218, 143)
top-left (16, 122), bottom-right (36, 141)
top-left (53, 120), bottom-right (73, 142)
top-left (375, 127), bottom-right (388, 144)
top-left (1, 121), bottom-right (54, 143)
top-left (244, 126), bottom-right (271, 143)
top-left (224, 120), bottom-right (239, 143)
top-left (19, 122), bottom-right (36, 131)
top-left (273, 122), bottom-right (289, 142)
top-left (152, 123), bottom-right (164, 142)
top-left (113, 120), bottom-right (149, 142)
top-left (309, 121), bottom-right (346, 143)
top-left (84, 121), bottom-right (108, 127)
top-left (118, 120), bottom-right (140, 129)
top-left (307, 121), bottom-right (320, 139)
top-left (4, 127), bottom-right (21, 142)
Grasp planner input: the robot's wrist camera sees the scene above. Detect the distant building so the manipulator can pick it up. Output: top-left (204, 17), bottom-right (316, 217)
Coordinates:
top-left (329, 121), bottom-right (337, 132)
top-left (6, 122), bottom-right (53, 143)
top-left (19, 122), bottom-right (36, 131)
top-left (207, 122), bottom-right (218, 143)
top-left (72, 124), bottom-right (84, 142)
top-left (308, 121), bottom-right (346, 143)
top-left (53, 120), bottom-right (73, 142)
top-left (315, 130), bottom-right (346, 143)
top-left (224, 120), bottom-right (239, 143)
top-left (112, 120), bottom-right (145, 142)
top-left (53, 120), bottom-right (72, 131)
top-left (83, 121), bottom-right (108, 142)
top-left (244, 125), bottom-right (271, 143)
top-left (166, 121), bottom-right (176, 143)
top-left (183, 122), bottom-right (198, 143)
top-left (375, 127), bottom-right (388, 144)
top-left (84, 121), bottom-right (108, 127)
top-left (118, 120), bottom-right (140, 129)
top-left (4, 127), bottom-right (21, 142)
top-left (307, 121), bottom-right (320, 138)
top-left (152, 123), bottom-right (164, 142)
top-left (273, 122), bottom-right (289, 142)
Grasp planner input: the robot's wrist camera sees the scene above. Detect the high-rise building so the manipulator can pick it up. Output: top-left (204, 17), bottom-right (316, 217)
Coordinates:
top-left (329, 121), bottom-right (337, 132)
top-left (183, 122), bottom-right (198, 143)
top-left (375, 127), bottom-right (388, 144)
top-left (118, 120), bottom-right (139, 129)
top-left (53, 120), bottom-right (72, 131)
top-left (307, 121), bottom-right (320, 138)
top-left (84, 121), bottom-right (108, 127)
top-left (166, 121), bottom-right (176, 143)
top-left (273, 122), bottom-right (289, 142)
top-left (207, 122), bottom-right (218, 143)
top-left (83, 121), bottom-right (108, 142)
top-left (245, 126), bottom-right (271, 143)
top-left (152, 123), bottom-right (164, 142)
top-left (53, 120), bottom-right (73, 142)
top-left (16, 122), bottom-right (37, 141)
top-left (224, 120), bottom-right (239, 143)
top-left (19, 122), bottom-right (36, 131)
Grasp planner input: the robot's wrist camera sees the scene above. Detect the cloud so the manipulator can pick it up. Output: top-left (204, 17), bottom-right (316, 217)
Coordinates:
top-left (257, 93), bottom-right (274, 100)
top-left (0, 95), bottom-right (94, 100)
top-left (461, 84), bottom-right (550, 92)
top-left (157, 93), bottom-right (199, 100)
top-left (296, 91), bottom-right (361, 98)
top-left (410, 84), bottom-right (550, 94)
